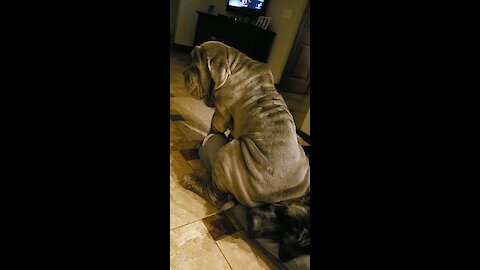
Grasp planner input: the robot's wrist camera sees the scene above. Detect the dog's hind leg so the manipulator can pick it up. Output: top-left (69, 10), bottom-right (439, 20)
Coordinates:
top-left (182, 174), bottom-right (228, 209)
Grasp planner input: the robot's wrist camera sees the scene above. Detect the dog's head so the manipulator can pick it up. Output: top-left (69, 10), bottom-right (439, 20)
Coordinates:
top-left (248, 193), bottom-right (310, 262)
top-left (277, 201), bottom-right (310, 262)
top-left (183, 41), bottom-right (232, 107)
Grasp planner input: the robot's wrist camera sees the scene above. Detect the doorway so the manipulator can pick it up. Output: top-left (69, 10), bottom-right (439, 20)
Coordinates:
top-left (278, 1), bottom-right (310, 95)
top-left (278, 1), bottom-right (310, 137)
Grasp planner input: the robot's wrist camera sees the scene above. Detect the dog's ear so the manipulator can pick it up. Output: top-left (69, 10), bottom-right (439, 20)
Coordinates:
top-left (191, 46), bottom-right (213, 96)
top-left (207, 53), bottom-right (231, 90)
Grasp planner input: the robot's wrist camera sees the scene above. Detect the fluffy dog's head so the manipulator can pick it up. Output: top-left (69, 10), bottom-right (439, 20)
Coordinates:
top-left (183, 42), bottom-right (232, 107)
top-left (248, 193), bottom-right (310, 262)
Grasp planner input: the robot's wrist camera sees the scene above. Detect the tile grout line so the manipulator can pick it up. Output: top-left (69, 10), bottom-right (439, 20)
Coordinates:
top-left (214, 239), bottom-right (234, 270)
top-left (170, 218), bottom-right (234, 270)
top-left (170, 110), bottom-right (202, 149)
top-left (171, 116), bottom-right (223, 231)
top-left (170, 211), bottom-right (218, 231)
top-left (170, 215), bottom-right (235, 270)
top-left (213, 229), bottom-right (279, 270)
top-left (171, 110), bottom-right (223, 232)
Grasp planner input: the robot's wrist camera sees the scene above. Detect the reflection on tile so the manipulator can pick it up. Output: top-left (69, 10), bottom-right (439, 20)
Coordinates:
top-left (170, 114), bottom-right (185, 121)
top-left (171, 97), bottom-right (214, 132)
top-left (174, 120), bottom-right (207, 145)
top-left (170, 221), bottom-right (231, 270)
top-left (216, 231), bottom-right (275, 270)
top-left (203, 212), bottom-right (239, 241)
top-left (170, 151), bottom-right (219, 229)
top-left (170, 120), bottom-right (199, 151)
top-left (170, 193), bottom-right (218, 230)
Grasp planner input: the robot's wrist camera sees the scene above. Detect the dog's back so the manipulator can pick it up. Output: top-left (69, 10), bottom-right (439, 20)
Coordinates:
top-left (210, 44), bottom-right (302, 169)
top-left (193, 42), bottom-right (311, 207)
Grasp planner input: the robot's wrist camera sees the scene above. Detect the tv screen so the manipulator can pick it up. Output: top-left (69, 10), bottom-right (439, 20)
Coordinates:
top-left (226, 0), bottom-right (268, 16)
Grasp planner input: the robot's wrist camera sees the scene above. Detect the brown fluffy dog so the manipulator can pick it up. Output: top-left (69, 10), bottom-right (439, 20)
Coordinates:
top-left (248, 193), bottom-right (310, 262)
top-left (181, 41), bottom-right (310, 209)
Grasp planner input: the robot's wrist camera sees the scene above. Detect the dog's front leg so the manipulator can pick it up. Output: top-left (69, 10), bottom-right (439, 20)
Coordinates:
top-left (182, 174), bottom-right (228, 209)
top-left (209, 110), bottom-right (232, 134)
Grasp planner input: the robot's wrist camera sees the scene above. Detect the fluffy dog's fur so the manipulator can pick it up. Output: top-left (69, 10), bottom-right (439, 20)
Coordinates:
top-left (247, 193), bottom-right (310, 262)
top-left (181, 41), bottom-right (310, 209)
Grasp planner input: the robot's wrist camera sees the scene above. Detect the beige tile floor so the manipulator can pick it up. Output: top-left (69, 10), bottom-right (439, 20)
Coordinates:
top-left (170, 48), bottom-right (310, 270)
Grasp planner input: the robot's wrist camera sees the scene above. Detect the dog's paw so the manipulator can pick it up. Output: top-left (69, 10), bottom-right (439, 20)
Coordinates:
top-left (181, 174), bottom-right (207, 196)
top-left (181, 174), bottom-right (200, 190)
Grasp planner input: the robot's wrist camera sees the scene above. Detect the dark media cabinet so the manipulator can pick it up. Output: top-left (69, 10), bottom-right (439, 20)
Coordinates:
top-left (194, 11), bottom-right (276, 63)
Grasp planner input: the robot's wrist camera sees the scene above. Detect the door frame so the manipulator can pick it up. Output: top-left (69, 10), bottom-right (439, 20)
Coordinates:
top-left (278, 0), bottom-right (310, 94)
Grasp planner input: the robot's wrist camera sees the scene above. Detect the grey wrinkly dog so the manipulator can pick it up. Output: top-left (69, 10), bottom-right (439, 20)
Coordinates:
top-left (182, 41), bottom-right (310, 208)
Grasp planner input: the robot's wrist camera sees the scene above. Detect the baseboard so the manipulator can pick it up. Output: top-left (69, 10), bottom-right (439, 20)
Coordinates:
top-left (171, 43), bottom-right (193, 53)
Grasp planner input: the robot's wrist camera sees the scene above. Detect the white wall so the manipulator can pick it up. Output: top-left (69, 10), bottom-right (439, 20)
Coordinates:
top-left (170, 0), bottom-right (180, 36)
top-left (173, 0), bottom-right (308, 83)
top-left (174, 0), bottom-right (228, 46)
top-left (265, 0), bottom-right (308, 83)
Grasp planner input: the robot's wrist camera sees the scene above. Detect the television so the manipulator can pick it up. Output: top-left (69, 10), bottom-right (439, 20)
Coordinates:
top-left (226, 0), bottom-right (269, 16)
